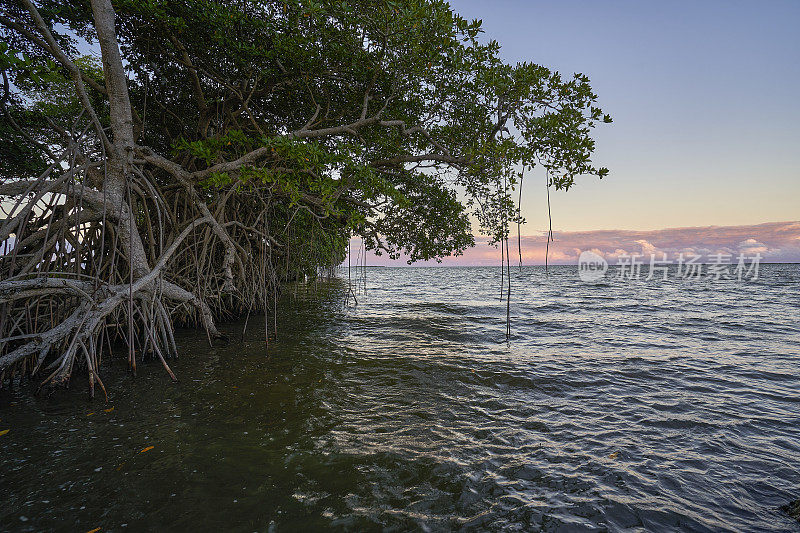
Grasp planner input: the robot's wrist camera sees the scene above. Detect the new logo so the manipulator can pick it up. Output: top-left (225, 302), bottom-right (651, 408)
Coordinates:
top-left (578, 251), bottom-right (608, 281)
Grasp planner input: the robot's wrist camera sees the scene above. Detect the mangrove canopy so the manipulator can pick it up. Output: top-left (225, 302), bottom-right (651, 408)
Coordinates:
top-left (0, 0), bottom-right (610, 393)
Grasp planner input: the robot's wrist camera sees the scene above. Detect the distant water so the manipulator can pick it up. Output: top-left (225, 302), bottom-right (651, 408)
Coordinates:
top-left (1, 265), bottom-right (799, 531)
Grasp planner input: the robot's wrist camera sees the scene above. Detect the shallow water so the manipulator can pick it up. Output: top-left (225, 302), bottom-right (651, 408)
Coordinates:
top-left (1, 265), bottom-right (799, 531)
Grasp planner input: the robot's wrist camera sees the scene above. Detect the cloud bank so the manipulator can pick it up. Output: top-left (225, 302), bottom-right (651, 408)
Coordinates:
top-left (353, 221), bottom-right (800, 265)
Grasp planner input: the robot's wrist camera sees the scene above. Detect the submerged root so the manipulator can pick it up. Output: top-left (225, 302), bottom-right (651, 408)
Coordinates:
top-left (0, 277), bottom-right (211, 395)
top-left (0, 183), bottom-right (284, 394)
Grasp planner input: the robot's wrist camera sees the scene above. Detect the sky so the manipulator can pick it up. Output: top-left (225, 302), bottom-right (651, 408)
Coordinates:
top-left (357, 0), bottom-right (800, 265)
top-left (350, 221), bottom-right (800, 265)
top-left (447, 0), bottom-right (800, 233)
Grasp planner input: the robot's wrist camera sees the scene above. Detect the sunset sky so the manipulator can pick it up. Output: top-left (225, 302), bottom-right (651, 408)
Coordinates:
top-left (359, 1), bottom-right (800, 265)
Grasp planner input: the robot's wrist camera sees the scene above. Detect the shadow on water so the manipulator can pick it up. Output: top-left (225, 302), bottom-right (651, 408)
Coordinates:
top-left (2, 265), bottom-right (800, 531)
top-left (0, 280), bottom-right (365, 531)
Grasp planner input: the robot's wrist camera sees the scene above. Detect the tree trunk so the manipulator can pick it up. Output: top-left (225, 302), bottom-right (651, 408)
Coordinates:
top-left (91, 0), bottom-right (150, 279)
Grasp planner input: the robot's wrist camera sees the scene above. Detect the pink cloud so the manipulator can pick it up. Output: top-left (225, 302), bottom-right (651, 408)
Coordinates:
top-left (352, 221), bottom-right (800, 265)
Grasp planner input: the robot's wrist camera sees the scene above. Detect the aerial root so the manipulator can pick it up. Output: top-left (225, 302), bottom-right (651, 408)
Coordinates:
top-left (0, 282), bottom-right (212, 394)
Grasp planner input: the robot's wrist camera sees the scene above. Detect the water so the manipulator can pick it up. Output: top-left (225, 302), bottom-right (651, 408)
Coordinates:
top-left (1, 265), bottom-right (799, 531)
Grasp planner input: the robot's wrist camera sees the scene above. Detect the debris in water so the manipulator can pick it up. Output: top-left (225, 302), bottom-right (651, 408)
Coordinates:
top-left (782, 499), bottom-right (800, 521)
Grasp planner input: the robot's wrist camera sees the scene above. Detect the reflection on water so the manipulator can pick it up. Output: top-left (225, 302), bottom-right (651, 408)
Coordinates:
top-left (1, 265), bottom-right (799, 531)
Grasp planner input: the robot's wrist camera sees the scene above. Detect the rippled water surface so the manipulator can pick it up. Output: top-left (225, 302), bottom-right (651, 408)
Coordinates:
top-left (2, 265), bottom-right (800, 531)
